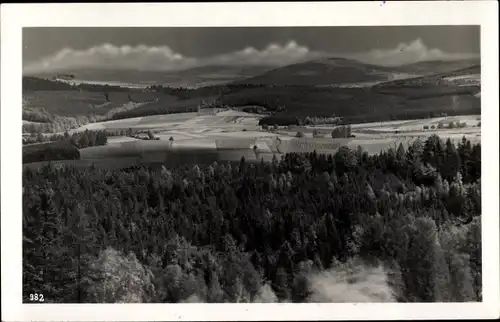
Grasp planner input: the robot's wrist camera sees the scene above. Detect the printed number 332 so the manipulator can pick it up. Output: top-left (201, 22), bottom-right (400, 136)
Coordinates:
top-left (29, 293), bottom-right (44, 302)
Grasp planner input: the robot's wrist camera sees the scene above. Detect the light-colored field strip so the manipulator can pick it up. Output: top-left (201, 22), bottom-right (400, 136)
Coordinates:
top-left (350, 115), bottom-right (480, 131)
top-left (72, 112), bottom-right (481, 165)
top-left (107, 136), bottom-right (140, 144)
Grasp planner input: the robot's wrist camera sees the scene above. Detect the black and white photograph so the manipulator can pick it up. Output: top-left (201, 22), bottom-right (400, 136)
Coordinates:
top-left (1, 2), bottom-right (499, 321)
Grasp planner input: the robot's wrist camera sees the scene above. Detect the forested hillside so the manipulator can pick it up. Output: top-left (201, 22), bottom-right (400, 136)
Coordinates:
top-left (23, 135), bottom-right (481, 303)
top-left (23, 75), bottom-right (480, 130)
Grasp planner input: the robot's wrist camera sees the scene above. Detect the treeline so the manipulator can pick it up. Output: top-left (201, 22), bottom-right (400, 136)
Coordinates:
top-left (147, 83), bottom-right (276, 100)
top-left (22, 108), bottom-right (54, 123)
top-left (22, 140), bottom-right (81, 164)
top-left (261, 110), bottom-right (481, 128)
top-left (302, 116), bottom-right (343, 126)
top-left (23, 76), bottom-right (136, 93)
top-left (110, 106), bottom-right (200, 121)
top-left (23, 77), bottom-right (481, 129)
top-left (23, 115), bottom-right (93, 134)
top-left (76, 83), bottom-right (132, 93)
top-left (23, 135), bottom-right (481, 303)
top-left (148, 85), bottom-right (197, 99)
top-left (23, 77), bottom-right (76, 92)
top-left (23, 130), bottom-right (108, 163)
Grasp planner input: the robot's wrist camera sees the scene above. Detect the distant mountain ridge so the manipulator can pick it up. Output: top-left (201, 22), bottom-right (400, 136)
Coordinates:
top-left (231, 58), bottom-right (399, 86)
top-left (392, 59), bottom-right (480, 75)
top-left (23, 58), bottom-right (480, 90)
top-left (374, 64), bottom-right (481, 88)
top-left (232, 57), bottom-right (480, 87)
top-left (25, 65), bottom-right (274, 89)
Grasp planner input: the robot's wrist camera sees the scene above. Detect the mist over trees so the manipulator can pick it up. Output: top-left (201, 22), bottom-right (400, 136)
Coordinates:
top-left (23, 135), bottom-right (481, 303)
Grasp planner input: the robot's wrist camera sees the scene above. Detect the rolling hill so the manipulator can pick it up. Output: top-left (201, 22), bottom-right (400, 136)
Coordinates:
top-left (374, 64), bottom-right (481, 89)
top-left (157, 65), bottom-right (274, 88)
top-left (392, 59), bottom-right (480, 75)
top-left (25, 58), bottom-right (480, 89)
top-left (232, 58), bottom-right (408, 86)
top-left (23, 58), bottom-right (481, 130)
top-left (215, 85), bottom-right (480, 124)
top-left (232, 57), bottom-right (480, 87)
top-left (25, 65), bottom-right (274, 89)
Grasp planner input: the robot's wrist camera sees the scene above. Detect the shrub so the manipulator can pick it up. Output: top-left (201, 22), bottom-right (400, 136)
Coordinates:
top-left (331, 125), bottom-right (351, 138)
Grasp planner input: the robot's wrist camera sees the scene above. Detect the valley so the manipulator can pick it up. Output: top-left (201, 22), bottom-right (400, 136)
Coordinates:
top-left (19, 25), bottom-right (486, 307)
top-left (22, 57), bottom-right (481, 170)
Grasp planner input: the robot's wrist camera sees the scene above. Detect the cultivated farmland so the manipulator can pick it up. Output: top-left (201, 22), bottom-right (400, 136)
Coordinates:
top-left (60, 111), bottom-right (481, 169)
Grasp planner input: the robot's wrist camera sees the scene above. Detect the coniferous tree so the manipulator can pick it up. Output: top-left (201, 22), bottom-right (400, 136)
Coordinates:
top-left (22, 135), bottom-right (482, 303)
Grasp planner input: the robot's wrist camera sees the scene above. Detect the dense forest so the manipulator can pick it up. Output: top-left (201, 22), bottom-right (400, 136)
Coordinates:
top-left (135, 86), bottom-right (481, 125)
top-left (23, 129), bottom-right (109, 146)
top-left (23, 76), bottom-right (134, 93)
top-left (23, 130), bottom-right (108, 163)
top-left (23, 115), bottom-right (93, 134)
top-left (23, 76), bottom-right (480, 131)
top-left (23, 135), bottom-right (481, 303)
top-left (22, 140), bottom-right (81, 164)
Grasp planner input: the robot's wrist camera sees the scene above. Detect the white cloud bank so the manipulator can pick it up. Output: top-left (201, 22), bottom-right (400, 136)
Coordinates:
top-left (352, 38), bottom-right (478, 66)
top-left (23, 38), bottom-right (479, 74)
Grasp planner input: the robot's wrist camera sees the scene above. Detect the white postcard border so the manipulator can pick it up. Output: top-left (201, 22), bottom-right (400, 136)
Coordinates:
top-left (1, 1), bottom-right (499, 321)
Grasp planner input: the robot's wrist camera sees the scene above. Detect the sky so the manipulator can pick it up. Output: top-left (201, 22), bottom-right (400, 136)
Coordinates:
top-left (23, 26), bottom-right (480, 73)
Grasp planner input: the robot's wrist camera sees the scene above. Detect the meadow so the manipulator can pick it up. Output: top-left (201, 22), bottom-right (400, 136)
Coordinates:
top-left (23, 111), bottom-right (481, 173)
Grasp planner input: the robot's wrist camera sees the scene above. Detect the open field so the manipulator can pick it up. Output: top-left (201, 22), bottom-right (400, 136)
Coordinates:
top-left (70, 110), bottom-right (265, 133)
top-left (30, 105), bottom-right (481, 152)
top-left (23, 65), bottom-right (480, 130)
top-left (350, 115), bottom-right (480, 132)
top-left (23, 112), bottom-right (473, 170)
top-left (22, 83), bottom-right (480, 168)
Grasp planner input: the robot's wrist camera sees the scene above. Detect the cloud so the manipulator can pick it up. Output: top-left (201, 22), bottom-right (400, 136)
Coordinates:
top-left (23, 39), bottom-right (479, 74)
top-left (24, 43), bottom-right (197, 74)
top-left (351, 38), bottom-right (479, 66)
top-left (206, 41), bottom-right (324, 66)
